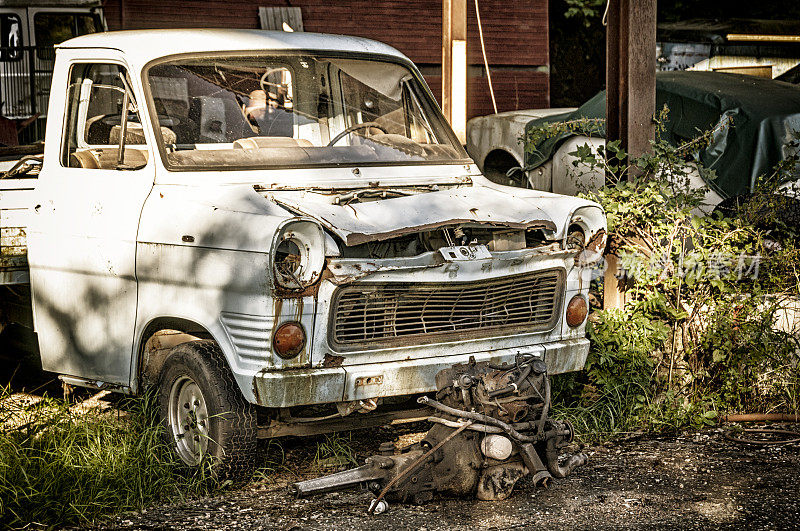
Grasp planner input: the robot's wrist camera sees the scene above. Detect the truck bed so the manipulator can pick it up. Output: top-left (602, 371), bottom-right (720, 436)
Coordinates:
top-left (0, 176), bottom-right (34, 285)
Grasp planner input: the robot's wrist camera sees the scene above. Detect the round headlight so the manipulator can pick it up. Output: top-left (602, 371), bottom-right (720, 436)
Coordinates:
top-left (273, 321), bottom-right (306, 359)
top-left (271, 220), bottom-right (326, 291)
top-left (566, 295), bottom-right (588, 327)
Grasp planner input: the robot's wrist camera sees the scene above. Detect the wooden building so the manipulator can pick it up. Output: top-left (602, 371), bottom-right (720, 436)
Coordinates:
top-left (100, 0), bottom-right (550, 119)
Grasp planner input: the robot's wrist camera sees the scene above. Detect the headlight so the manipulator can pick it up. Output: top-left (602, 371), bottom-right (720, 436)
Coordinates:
top-left (568, 206), bottom-right (607, 264)
top-left (271, 220), bottom-right (326, 291)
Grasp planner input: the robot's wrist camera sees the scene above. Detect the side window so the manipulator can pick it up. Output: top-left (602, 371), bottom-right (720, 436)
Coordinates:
top-left (0, 14), bottom-right (23, 61)
top-left (34, 12), bottom-right (99, 59)
top-left (62, 63), bottom-right (149, 170)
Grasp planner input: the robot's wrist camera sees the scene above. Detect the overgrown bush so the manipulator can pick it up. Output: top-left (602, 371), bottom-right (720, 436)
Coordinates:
top-left (536, 119), bottom-right (800, 440)
top-left (0, 388), bottom-right (215, 528)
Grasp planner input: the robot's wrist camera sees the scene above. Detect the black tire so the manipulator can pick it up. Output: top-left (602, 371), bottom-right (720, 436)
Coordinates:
top-left (157, 340), bottom-right (256, 481)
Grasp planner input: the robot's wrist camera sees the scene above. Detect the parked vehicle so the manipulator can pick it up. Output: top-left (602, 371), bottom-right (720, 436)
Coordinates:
top-left (0, 0), bottom-right (105, 144)
top-left (0, 29), bottom-right (606, 476)
top-left (465, 108), bottom-right (577, 186)
top-left (657, 18), bottom-right (800, 82)
top-left (467, 72), bottom-right (800, 213)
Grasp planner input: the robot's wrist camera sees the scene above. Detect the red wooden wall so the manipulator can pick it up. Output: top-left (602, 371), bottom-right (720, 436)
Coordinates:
top-left (102, 0), bottom-right (550, 118)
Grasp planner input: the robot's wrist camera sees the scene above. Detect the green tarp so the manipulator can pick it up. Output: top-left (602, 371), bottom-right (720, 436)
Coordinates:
top-left (524, 72), bottom-right (800, 198)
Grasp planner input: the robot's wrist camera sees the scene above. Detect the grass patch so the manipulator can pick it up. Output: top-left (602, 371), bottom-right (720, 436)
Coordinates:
top-left (0, 387), bottom-right (216, 529)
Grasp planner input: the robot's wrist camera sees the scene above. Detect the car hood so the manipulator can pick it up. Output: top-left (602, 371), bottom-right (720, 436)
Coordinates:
top-left (263, 184), bottom-right (590, 246)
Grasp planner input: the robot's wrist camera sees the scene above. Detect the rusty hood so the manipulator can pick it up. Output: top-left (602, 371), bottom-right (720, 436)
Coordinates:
top-left (264, 186), bottom-right (559, 246)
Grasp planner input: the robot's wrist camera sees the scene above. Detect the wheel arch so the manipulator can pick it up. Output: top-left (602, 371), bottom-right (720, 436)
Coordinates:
top-left (132, 316), bottom-right (218, 394)
top-left (482, 148), bottom-right (525, 185)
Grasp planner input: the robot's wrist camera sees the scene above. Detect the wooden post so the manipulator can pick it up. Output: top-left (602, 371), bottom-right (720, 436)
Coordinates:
top-left (442, 0), bottom-right (467, 143)
top-left (605, 0), bottom-right (657, 161)
top-left (603, 254), bottom-right (626, 310)
top-left (604, 0), bottom-right (656, 309)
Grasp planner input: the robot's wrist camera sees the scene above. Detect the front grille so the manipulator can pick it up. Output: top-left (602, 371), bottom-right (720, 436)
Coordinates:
top-left (329, 269), bottom-right (564, 350)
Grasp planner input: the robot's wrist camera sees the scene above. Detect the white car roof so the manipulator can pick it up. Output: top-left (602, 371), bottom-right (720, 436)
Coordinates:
top-left (58, 29), bottom-right (409, 66)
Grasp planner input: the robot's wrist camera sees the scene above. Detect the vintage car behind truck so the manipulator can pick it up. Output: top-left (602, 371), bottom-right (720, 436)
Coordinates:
top-left (0, 29), bottom-right (606, 477)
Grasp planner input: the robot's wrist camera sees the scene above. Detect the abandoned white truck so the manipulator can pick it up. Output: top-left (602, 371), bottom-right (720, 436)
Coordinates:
top-left (0, 29), bottom-right (606, 482)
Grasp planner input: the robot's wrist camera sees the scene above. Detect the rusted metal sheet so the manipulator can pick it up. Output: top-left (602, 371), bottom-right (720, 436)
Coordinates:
top-left (253, 365), bottom-right (346, 408)
top-left (267, 187), bottom-right (558, 246)
top-left (258, 407), bottom-right (430, 439)
top-left (251, 338), bottom-right (588, 408)
top-left (0, 179), bottom-right (34, 285)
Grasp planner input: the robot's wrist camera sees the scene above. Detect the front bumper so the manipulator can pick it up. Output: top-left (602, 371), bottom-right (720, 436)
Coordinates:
top-left (252, 337), bottom-right (589, 408)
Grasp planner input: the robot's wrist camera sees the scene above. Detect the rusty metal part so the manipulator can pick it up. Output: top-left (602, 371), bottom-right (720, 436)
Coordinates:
top-left (272, 321), bottom-right (306, 359)
top-left (721, 413), bottom-right (800, 422)
top-left (723, 428), bottom-right (800, 446)
top-left (477, 462), bottom-right (527, 501)
top-left (544, 436), bottom-right (588, 478)
top-left (293, 463), bottom-right (387, 497)
top-left (427, 416), bottom-right (504, 433)
top-left (367, 420), bottom-right (474, 514)
top-left (322, 353), bottom-right (345, 368)
top-left (417, 396), bottom-right (539, 443)
top-left (258, 407), bottom-right (429, 438)
top-left (518, 442), bottom-right (553, 487)
top-left (585, 228), bottom-right (607, 254)
top-left (291, 359), bottom-right (587, 509)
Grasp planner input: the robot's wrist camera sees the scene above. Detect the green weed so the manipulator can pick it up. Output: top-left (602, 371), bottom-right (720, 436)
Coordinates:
top-left (0, 388), bottom-right (214, 529)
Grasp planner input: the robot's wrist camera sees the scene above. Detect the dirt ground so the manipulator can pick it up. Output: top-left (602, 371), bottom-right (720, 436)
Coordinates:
top-left (3, 353), bottom-right (798, 530)
top-left (97, 424), bottom-right (800, 530)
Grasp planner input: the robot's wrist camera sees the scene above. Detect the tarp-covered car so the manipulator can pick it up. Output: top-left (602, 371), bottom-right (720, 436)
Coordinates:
top-left (524, 71), bottom-right (800, 201)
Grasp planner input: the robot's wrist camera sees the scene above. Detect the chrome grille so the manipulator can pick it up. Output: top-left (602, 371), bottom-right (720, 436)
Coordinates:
top-left (330, 269), bottom-right (564, 350)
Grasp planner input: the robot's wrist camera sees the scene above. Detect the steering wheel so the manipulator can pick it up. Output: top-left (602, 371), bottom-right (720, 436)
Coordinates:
top-left (327, 122), bottom-right (387, 147)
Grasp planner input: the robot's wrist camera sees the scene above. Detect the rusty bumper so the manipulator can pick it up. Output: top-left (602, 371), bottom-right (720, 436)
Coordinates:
top-left (252, 337), bottom-right (589, 408)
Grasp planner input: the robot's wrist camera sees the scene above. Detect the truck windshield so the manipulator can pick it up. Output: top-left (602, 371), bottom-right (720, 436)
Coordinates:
top-left (145, 54), bottom-right (467, 170)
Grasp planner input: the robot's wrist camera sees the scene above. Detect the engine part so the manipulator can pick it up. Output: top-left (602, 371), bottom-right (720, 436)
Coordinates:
top-left (292, 356), bottom-right (588, 510)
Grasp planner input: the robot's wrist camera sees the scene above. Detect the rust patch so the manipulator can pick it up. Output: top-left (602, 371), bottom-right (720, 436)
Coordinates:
top-left (273, 265), bottom-right (332, 299)
top-left (585, 228), bottom-right (607, 254)
top-left (323, 353), bottom-right (345, 368)
top-left (355, 375), bottom-right (383, 387)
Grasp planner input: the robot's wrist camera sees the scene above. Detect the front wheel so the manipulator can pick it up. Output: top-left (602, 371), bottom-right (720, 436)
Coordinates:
top-left (157, 340), bottom-right (256, 481)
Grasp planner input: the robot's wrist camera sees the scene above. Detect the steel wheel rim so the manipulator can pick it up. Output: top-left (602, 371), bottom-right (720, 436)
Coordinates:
top-left (168, 375), bottom-right (210, 465)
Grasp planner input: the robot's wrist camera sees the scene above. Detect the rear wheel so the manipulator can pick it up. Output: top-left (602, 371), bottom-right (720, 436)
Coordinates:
top-left (158, 340), bottom-right (256, 480)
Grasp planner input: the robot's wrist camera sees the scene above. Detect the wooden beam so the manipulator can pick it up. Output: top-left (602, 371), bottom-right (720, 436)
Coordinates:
top-left (442, 0), bottom-right (467, 143)
top-left (605, 0), bottom-right (657, 161)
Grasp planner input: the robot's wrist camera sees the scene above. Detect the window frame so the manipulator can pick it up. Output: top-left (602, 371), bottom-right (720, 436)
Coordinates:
top-left (0, 13), bottom-right (23, 62)
top-left (60, 60), bottom-right (150, 171)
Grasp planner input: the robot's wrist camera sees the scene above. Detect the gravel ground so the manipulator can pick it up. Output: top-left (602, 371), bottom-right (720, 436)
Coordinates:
top-left (99, 426), bottom-right (800, 530)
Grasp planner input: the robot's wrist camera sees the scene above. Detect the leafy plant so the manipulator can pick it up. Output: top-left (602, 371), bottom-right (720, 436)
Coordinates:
top-left (538, 114), bottom-right (800, 440)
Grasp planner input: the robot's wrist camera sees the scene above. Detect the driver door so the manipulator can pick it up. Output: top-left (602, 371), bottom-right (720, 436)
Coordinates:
top-left (28, 58), bottom-right (154, 385)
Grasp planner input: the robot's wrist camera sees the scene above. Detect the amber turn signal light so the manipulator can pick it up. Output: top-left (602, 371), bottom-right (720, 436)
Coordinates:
top-left (273, 321), bottom-right (306, 359)
top-left (565, 295), bottom-right (588, 327)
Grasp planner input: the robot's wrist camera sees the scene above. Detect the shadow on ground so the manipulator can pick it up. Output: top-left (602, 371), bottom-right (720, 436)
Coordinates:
top-left (98, 426), bottom-right (800, 530)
